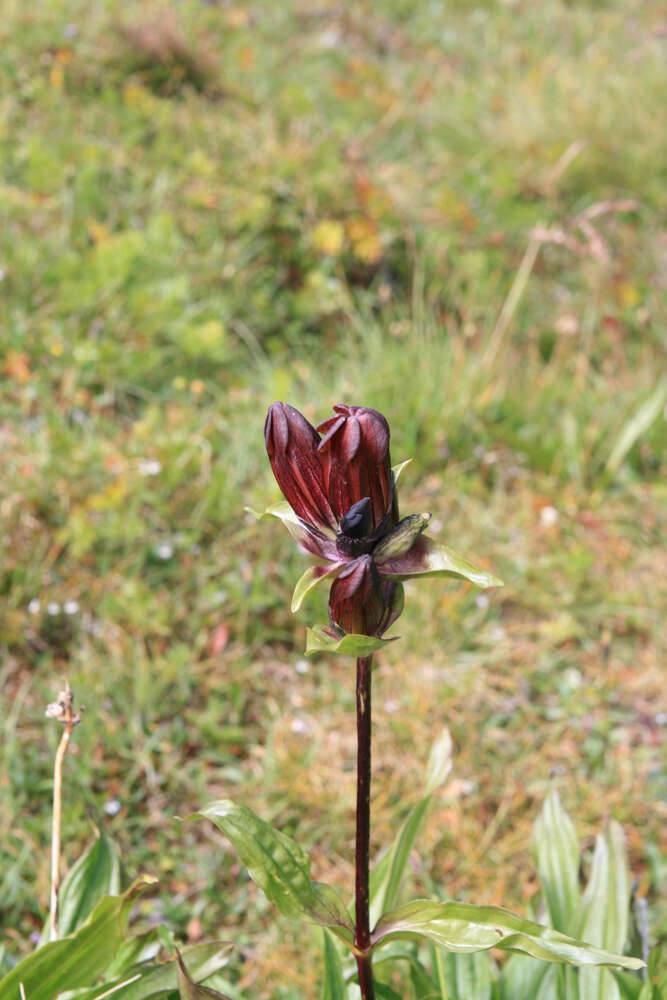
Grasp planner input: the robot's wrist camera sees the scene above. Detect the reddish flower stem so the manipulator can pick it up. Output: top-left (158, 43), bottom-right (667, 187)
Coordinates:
top-left (355, 655), bottom-right (375, 999)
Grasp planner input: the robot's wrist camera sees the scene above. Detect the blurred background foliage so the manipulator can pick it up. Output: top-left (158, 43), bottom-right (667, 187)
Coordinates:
top-left (0, 0), bottom-right (664, 995)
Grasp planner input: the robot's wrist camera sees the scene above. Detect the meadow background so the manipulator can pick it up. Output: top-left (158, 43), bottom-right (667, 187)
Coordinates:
top-left (1, 0), bottom-right (665, 996)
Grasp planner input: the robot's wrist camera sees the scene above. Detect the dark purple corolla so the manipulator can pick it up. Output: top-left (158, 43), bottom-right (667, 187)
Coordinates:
top-left (264, 402), bottom-right (487, 641)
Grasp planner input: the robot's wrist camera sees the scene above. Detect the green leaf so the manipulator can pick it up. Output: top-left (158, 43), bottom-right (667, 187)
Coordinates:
top-left (371, 900), bottom-right (644, 969)
top-left (305, 627), bottom-right (395, 657)
top-left (292, 564), bottom-right (342, 613)
top-left (321, 930), bottom-right (347, 1000)
top-left (532, 790), bottom-right (581, 933)
top-left (424, 729), bottom-right (454, 797)
top-left (579, 821), bottom-right (631, 954)
top-left (65, 942), bottom-right (233, 1000)
top-left (0, 876), bottom-right (157, 1000)
top-left (606, 378), bottom-right (666, 476)
top-left (54, 827), bottom-right (121, 940)
top-left (177, 948), bottom-right (233, 999)
top-left (441, 951), bottom-right (493, 1000)
top-left (379, 536), bottom-right (503, 589)
top-left (194, 801), bottom-right (354, 942)
top-left (497, 954), bottom-right (555, 1000)
top-left (608, 968), bottom-right (644, 1000)
top-left (578, 821), bottom-right (632, 1000)
top-left (369, 730), bottom-right (452, 927)
top-left (103, 929), bottom-right (161, 979)
top-left (369, 799), bottom-right (432, 929)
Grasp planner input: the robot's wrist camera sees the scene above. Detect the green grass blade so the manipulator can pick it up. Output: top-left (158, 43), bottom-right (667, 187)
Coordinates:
top-left (532, 790), bottom-right (581, 933)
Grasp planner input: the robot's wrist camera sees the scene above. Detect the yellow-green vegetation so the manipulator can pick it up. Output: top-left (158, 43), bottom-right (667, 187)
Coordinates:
top-left (1, 0), bottom-right (664, 995)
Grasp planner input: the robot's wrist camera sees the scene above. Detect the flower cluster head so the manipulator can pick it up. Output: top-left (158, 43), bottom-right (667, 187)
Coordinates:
top-left (264, 403), bottom-right (500, 649)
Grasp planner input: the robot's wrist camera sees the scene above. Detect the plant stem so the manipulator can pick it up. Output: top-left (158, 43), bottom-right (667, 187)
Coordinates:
top-left (47, 682), bottom-right (82, 942)
top-left (50, 719), bottom-right (73, 941)
top-left (355, 655), bottom-right (375, 1000)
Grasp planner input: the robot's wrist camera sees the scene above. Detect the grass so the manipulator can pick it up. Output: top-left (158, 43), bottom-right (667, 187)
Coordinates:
top-left (0, 0), bottom-right (665, 995)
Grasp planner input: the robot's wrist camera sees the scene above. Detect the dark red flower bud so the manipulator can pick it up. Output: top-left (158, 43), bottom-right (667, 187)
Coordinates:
top-left (265, 403), bottom-right (336, 532)
top-left (317, 405), bottom-right (393, 531)
top-left (328, 555), bottom-right (387, 636)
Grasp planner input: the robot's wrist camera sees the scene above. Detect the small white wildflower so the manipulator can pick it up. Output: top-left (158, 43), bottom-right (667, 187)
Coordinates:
top-left (28, 599), bottom-right (41, 614)
top-left (540, 506), bottom-right (559, 527)
top-left (103, 798), bottom-right (121, 817)
top-left (291, 717), bottom-right (310, 734)
top-left (384, 699), bottom-right (400, 714)
top-left (155, 542), bottom-right (174, 560)
top-left (475, 594), bottom-right (490, 609)
top-left (139, 458), bottom-right (162, 476)
top-left (295, 659), bottom-right (310, 675)
top-left (46, 601), bottom-right (61, 616)
top-left (318, 28), bottom-right (341, 48)
top-left (63, 599), bottom-right (80, 616)
top-left (562, 667), bottom-right (582, 691)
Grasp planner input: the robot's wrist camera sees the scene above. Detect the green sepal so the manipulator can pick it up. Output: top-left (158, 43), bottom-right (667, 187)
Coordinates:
top-left (291, 564), bottom-right (343, 613)
top-left (373, 513), bottom-right (431, 562)
top-left (392, 460), bottom-right (412, 483)
top-left (305, 626), bottom-right (397, 657)
top-left (247, 501), bottom-right (335, 545)
top-left (380, 536), bottom-right (503, 589)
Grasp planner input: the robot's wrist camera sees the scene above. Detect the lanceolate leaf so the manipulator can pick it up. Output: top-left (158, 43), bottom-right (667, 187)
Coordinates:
top-left (371, 900), bottom-right (644, 969)
top-left (369, 799), bottom-right (432, 930)
top-left (195, 801), bottom-right (354, 942)
top-left (0, 876), bottom-right (157, 1000)
top-left (66, 942), bottom-right (233, 1000)
top-left (291, 564), bottom-right (343, 613)
top-left (305, 626), bottom-right (395, 657)
top-left (578, 821), bottom-right (632, 1000)
top-left (497, 954), bottom-right (556, 1000)
top-left (424, 729), bottom-right (454, 797)
top-left (440, 950), bottom-right (493, 1000)
top-left (321, 930), bottom-right (347, 1000)
top-left (177, 948), bottom-right (233, 999)
top-left (378, 536), bottom-right (503, 589)
top-left (369, 730), bottom-right (453, 927)
top-left (55, 826), bottom-right (121, 939)
top-left (608, 968), bottom-right (644, 1000)
top-left (532, 790), bottom-right (581, 934)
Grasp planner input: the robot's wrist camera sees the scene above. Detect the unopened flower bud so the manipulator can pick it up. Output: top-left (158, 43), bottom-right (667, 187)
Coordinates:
top-left (373, 513), bottom-right (431, 563)
top-left (328, 555), bottom-right (385, 636)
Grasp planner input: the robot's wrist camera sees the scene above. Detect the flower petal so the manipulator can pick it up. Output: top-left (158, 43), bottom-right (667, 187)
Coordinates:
top-left (265, 402), bottom-right (336, 531)
top-left (317, 405), bottom-right (393, 530)
top-left (376, 580), bottom-right (404, 635)
top-left (378, 535), bottom-right (504, 589)
top-left (328, 555), bottom-right (386, 636)
top-left (291, 563), bottom-right (344, 613)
